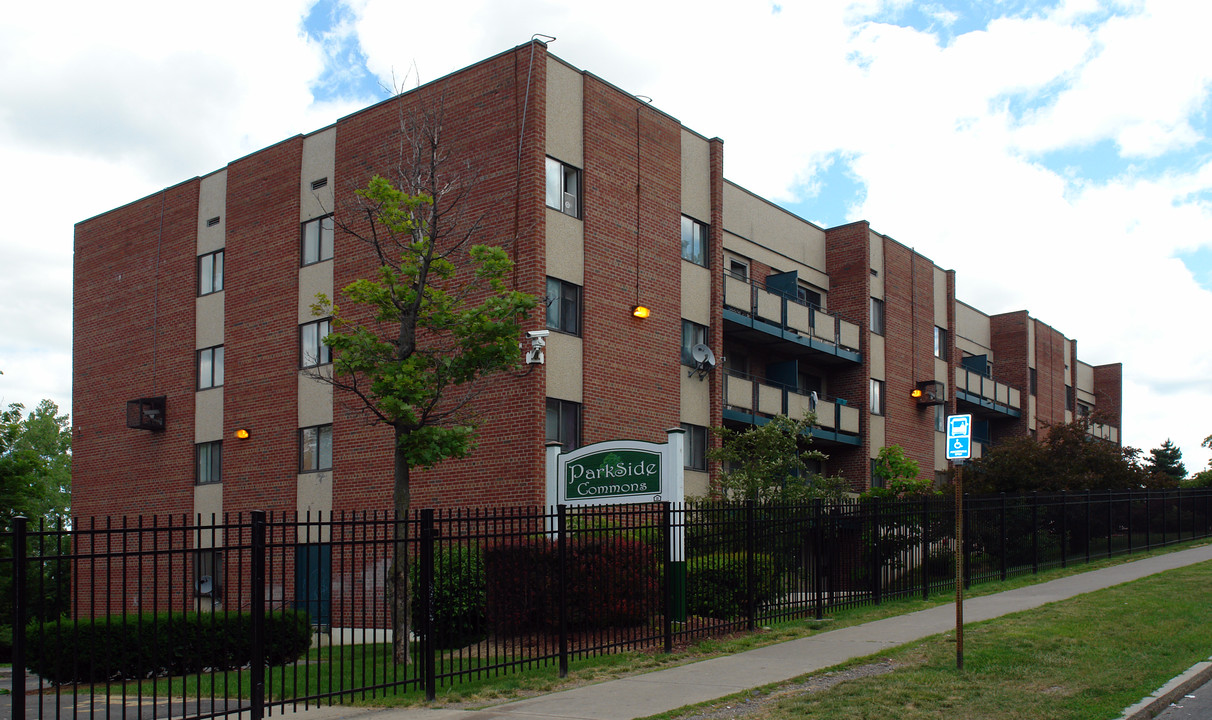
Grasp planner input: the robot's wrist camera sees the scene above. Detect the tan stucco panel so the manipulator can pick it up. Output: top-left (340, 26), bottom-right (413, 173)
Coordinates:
top-left (196, 292), bottom-right (224, 348)
top-left (955, 302), bottom-right (991, 349)
top-left (546, 210), bottom-right (585, 284)
top-left (301, 126), bottom-right (336, 221)
top-left (545, 333), bottom-right (583, 401)
top-left (680, 373), bottom-right (709, 425)
top-left (298, 369), bottom-right (333, 428)
top-left (935, 432), bottom-right (947, 472)
top-left (193, 483), bottom-right (223, 530)
top-left (194, 388), bottom-right (223, 443)
top-left (869, 232), bottom-right (884, 298)
top-left (296, 472), bottom-right (333, 542)
top-left (934, 357), bottom-right (948, 384)
top-left (299, 261), bottom-right (334, 324)
top-left (681, 263), bottom-right (711, 325)
top-left (933, 266), bottom-right (948, 327)
top-left (1027, 318), bottom-right (1036, 367)
top-left (546, 58), bottom-right (584, 166)
top-left (684, 470), bottom-right (710, 499)
top-left (722, 184), bottom-right (828, 276)
top-left (681, 130), bottom-right (711, 221)
top-left (198, 170), bottom-right (226, 255)
top-left (870, 334), bottom-right (886, 380)
top-left (869, 414), bottom-right (886, 458)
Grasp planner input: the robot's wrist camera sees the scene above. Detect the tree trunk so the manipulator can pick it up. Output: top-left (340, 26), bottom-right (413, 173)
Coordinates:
top-left (392, 427), bottom-right (412, 666)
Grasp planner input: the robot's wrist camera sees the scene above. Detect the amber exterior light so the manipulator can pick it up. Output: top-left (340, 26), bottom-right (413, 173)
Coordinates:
top-left (632, 305), bottom-right (651, 318)
top-left (235, 428), bottom-right (250, 440)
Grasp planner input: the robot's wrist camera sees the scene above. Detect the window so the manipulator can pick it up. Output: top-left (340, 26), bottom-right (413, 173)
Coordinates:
top-left (870, 298), bottom-right (885, 335)
top-left (681, 320), bottom-right (708, 366)
top-left (870, 458), bottom-right (884, 489)
top-left (196, 441), bottom-right (222, 485)
top-left (681, 423), bottom-right (707, 471)
top-left (934, 326), bottom-right (948, 360)
top-left (545, 157), bottom-right (581, 218)
top-left (301, 319), bottom-right (332, 368)
top-left (545, 399), bottom-right (581, 451)
top-left (1077, 402), bottom-right (1091, 417)
top-left (198, 250), bottom-right (224, 296)
top-left (797, 284), bottom-right (822, 308)
top-left (681, 215), bottom-right (708, 266)
top-left (194, 549), bottom-right (223, 598)
top-left (727, 258), bottom-right (749, 280)
top-left (935, 403), bottom-right (945, 432)
top-left (301, 216), bottom-right (334, 266)
top-left (197, 346), bottom-right (224, 390)
top-left (1030, 368), bottom-right (1038, 395)
top-left (870, 378), bottom-right (885, 415)
top-left (545, 277), bottom-right (581, 335)
top-left (1066, 386), bottom-right (1075, 411)
top-left (300, 424), bottom-right (333, 473)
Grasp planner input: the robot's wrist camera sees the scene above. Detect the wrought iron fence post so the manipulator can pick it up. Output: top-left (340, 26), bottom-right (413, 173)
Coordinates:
top-left (250, 510), bottom-right (266, 720)
top-left (920, 495), bottom-right (929, 601)
top-left (814, 499), bottom-right (825, 619)
top-left (558, 504), bottom-right (569, 677)
top-left (1106, 491), bottom-right (1113, 557)
top-left (999, 493), bottom-right (1007, 581)
top-left (962, 494), bottom-right (971, 590)
top-left (1085, 490), bottom-right (1092, 564)
top-left (1060, 491), bottom-right (1068, 567)
top-left (1031, 492), bottom-right (1039, 574)
top-left (420, 509), bottom-right (437, 700)
top-left (662, 502), bottom-right (673, 655)
top-left (1127, 489), bottom-right (1134, 554)
top-left (745, 500), bottom-right (756, 631)
top-left (11, 516), bottom-right (27, 720)
top-left (870, 497), bottom-right (881, 605)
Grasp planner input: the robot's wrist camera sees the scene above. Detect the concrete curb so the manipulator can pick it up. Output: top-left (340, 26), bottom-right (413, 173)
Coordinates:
top-left (1116, 658), bottom-right (1212, 720)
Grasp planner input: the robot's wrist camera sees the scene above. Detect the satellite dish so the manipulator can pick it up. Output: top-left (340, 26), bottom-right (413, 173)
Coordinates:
top-left (197, 576), bottom-right (214, 596)
top-left (691, 344), bottom-right (716, 368)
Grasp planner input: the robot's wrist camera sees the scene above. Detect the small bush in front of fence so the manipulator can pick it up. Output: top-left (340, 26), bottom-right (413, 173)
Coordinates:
top-left (24, 609), bottom-right (312, 684)
top-left (0, 623), bottom-right (11, 663)
top-left (687, 552), bottom-right (777, 620)
top-left (485, 537), bottom-right (659, 634)
top-left (412, 545), bottom-right (488, 649)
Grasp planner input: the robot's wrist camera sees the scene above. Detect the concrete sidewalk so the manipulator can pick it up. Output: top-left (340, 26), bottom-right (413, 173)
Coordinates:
top-left (274, 542), bottom-right (1212, 720)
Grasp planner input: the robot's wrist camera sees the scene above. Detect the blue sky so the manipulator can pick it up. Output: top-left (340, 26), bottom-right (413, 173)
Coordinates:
top-left (1, 0), bottom-right (1210, 468)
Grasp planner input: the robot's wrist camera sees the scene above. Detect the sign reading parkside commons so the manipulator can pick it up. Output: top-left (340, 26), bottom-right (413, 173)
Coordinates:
top-left (545, 431), bottom-right (685, 508)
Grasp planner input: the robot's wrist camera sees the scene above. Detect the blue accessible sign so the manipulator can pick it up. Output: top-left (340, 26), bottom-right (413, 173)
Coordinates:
top-left (947, 414), bottom-right (972, 460)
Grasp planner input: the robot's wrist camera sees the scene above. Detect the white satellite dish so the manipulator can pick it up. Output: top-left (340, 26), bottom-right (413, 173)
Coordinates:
top-left (689, 344), bottom-right (717, 380)
top-left (197, 576), bottom-right (214, 596)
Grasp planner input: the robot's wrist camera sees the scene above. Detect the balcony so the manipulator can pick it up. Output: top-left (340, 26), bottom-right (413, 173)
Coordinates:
top-left (1088, 421), bottom-right (1119, 444)
top-left (954, 367), bottom-right (1021, 419)
top-left (722, 273), bottom-right (861, 364)
top-left (722, 371), bottom-right (861, 446)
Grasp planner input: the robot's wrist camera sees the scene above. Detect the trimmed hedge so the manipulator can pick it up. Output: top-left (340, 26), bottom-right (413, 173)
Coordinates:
top-left (687, 552), bottom-right (778, 620)
top-left (411, 545), bottom-right (487, 649)
top-left (25, 610), bottom-right (311, 684)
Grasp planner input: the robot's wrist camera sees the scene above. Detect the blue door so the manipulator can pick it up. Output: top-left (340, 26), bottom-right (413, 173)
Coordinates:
top-left (294, 544), bottom-right (331, 627)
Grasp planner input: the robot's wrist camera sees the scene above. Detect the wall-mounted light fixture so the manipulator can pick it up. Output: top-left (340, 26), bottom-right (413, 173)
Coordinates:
top-left (235, 428), bottom-right (251, 440)
top-left (632, 305), bottom-right (651, 318)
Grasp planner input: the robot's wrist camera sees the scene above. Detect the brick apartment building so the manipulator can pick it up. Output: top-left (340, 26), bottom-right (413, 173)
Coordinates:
top-left (73, 40), bottom-right (1123, 528)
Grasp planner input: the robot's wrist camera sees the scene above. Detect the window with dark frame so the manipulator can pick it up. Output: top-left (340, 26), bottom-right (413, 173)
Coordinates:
top-left (300, 319), bottom-right (332, 368)
top-left (797, 284), bottom-right (822, 308)
top-left (1030, 367), bottom-right (1038, 395)
top-left (545, 398), bottom-right (581, 451)
top-left (301, 215), bottom-right (334, 266)
top-left (197, 345), bottom-right (224, 390)
top-left (680, 215), bottom-right (708, 266)
top-left (870, 298), bottom-right (885, 335)
top-left (198, 250), bottom-right (224, 296)
top-left (545, 157), bottom-right (581, 218)
top-left (194, 548), bottom-right (223, 598)
top-left (681, 320), bottom-right (709, 366)
top-left (935, 403), bottom-right (945, 432)
top-left (681, 423), bottom-right (707, 471)
top-left (545, 277), bottom-right (582, 335)
top-left (870, 378), bottom-right (885, 415)
top-left (299, 424), bottom-right (333, 473)
top-left (934, 326), bottom-right (948, 359)
top-left (196, 441), bottom-right (222, 485)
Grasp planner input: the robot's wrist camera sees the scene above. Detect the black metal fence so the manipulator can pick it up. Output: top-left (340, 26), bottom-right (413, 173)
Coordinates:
top-left (3, 488), bottom-right (1211, 719)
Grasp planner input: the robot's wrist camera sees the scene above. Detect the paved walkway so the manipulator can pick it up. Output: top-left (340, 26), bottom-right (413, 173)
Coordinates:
top-left (6, 543), bottom-right (1212, 720)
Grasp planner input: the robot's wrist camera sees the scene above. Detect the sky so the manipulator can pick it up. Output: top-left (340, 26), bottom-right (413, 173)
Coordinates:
top-left (1, 0), bottom-right (1209, 471)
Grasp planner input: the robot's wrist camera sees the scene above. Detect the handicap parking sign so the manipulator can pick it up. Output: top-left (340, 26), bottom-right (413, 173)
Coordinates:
top-left (947, 414), bottom-right (972, 460)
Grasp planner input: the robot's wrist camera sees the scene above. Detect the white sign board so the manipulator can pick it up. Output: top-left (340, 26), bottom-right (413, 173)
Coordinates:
top-left (947, 414), bottom-right (972, 460)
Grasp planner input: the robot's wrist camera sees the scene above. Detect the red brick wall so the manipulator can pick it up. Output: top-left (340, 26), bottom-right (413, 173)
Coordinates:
top-left (1031, 320), bottom-right (1070, 432)
top-left (580, 76), bottom-right (682, 446)
top-left (823, 221), bottom-right (872, 487)
top-left (1093, 363), bottom-right (1122, 438)
top-left (990, 310), bottom-right (1031, 440)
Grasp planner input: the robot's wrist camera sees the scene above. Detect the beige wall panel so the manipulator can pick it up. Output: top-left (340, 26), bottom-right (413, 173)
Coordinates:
top-left (956, 302), bottom-right (991, 348)
top-left (870, 334), bottom-right (886, 379)
top-left (193, 484), bottom-right (223, 529)
top-left (933, 266), bottom-right (948, 326)
top-left (838, 318), bottom-right (861, 349)
top-left (681, 130), bottom-right (711, 221)
top-left (935, 432), bottom-right (947, 473)
top-left (198, 170), bottom-right (227, 254)
top-left (680, 374), bottom-right (709, 425)
top-left (299, 261), bottom-right (334, 324)
top-left (1029, 395), bottom-right (1037, 430)
top-left (546, 58), bottom-right (584, 165)
top-left (545, 210), bottom-right (585, 284)
top-left (298, 369), bottom-right (333, 427)
top-left (722, 183), bottom-right (828, 276)
top-left (726, 377), bottom-right (753, 410)
top-left (545, 333), bottom-right (583, 401)
top-left (869, 233), bottom-right (884, 298)
top-left (196, 292), bottom-right (224, 348)
top-left (681, 263), bottom-right (711, 325)
top-left (301, 126), bottom-right (337, 221)
top-left (1076, 388), bottom-right (1095, 404)
top-left (839, 405), bottom-right (860, 434)
top-left (1027, 318), bottom-right (1036, 367)
top-left (869, 414), bottom-right (886, 457)
top-left (722, 233), bottom-right (831, 290)
top-left (194, 388), bottom-right (223, 443)
top-left (723, 271), bottom-right (750, 311)
top-left (757, 384), bottom-right (781, 415)
top-left (1076, 361), bottom-right (1094, 393)
top-left (934, 357), bottom-right (948, 384)
top-left (1064, 337), bottom-right (1072, 369)
top-left (786, 302), bottom-right (811, 335)
top-left (956, 336), bottom-right (991, 358)
top-left (685, 471), bottom-right (710, 498)
top-left (296, 472), bottom-right (333, 542)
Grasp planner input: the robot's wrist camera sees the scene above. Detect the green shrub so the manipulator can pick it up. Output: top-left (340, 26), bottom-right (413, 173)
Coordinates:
top-left (411, 545), bottom-right (487, 649)
top-left (0, 624), bottom-right (11, 664)
top-left (24, 610), bottom-right (311, 684)
top-left (687, 552), bottom-right (778, 620)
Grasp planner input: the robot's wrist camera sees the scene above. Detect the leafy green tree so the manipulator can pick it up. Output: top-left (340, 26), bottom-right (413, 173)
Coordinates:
top-left (311, 109), bottom-right (535, 663)
top-left (1145, 439), bottom-right (1186, 484)
top-left (1182, 435), bottom-right (1212, 488)
top-left (706, 412), bottom-right (846, 502)
top-left (866, 445), bottom-right (935, 498)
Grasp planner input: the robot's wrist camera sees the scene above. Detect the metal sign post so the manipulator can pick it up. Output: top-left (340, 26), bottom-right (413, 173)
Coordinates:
top-left (947, 414), bottom-right (972, 670)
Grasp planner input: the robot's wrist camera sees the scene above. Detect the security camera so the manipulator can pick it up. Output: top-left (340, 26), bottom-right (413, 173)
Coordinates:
top-left (525, 330), bottom-right (550, 339)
